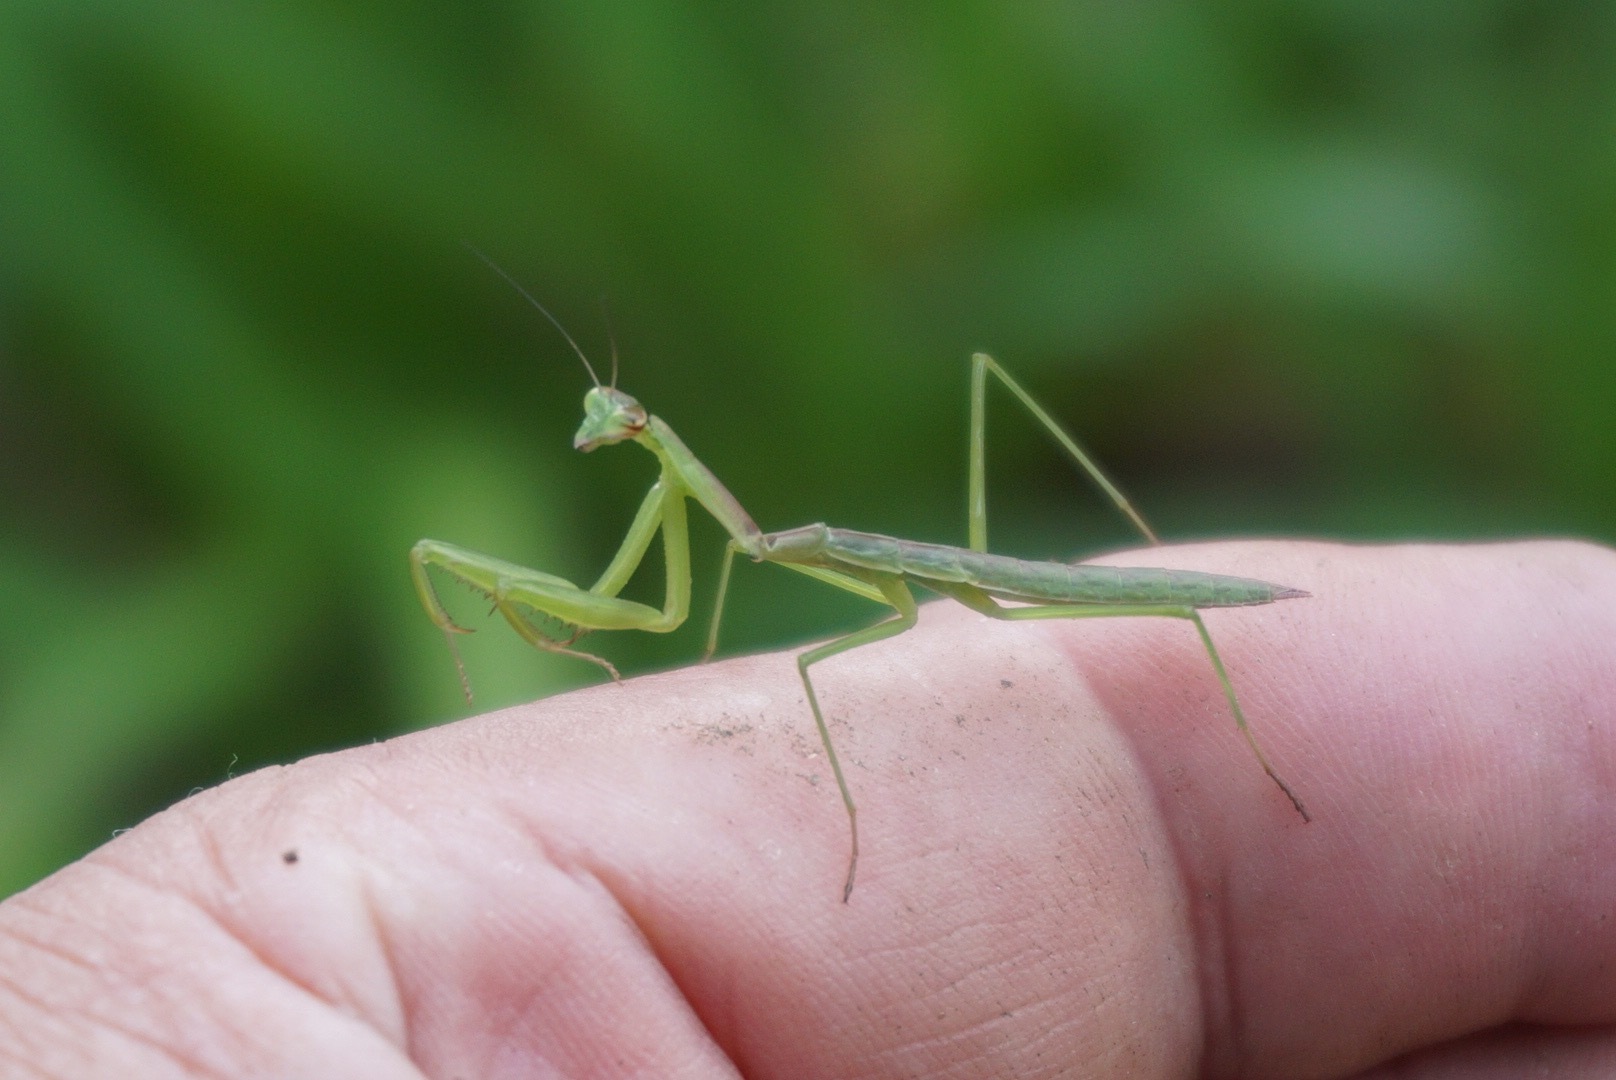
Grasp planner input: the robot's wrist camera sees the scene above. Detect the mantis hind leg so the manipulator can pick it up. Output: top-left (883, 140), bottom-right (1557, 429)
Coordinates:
top-left (794, 575), bottom-right (919, 902)
top-left (968, 353), bottom-right (1160, 552)
top-left (928, 581), bottom-right (1309, 821)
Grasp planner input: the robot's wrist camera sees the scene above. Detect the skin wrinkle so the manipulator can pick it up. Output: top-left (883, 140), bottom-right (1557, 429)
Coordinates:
top-left (555, 874), bottom-right (727, 1077)
top-left (59, 858), bottom-right (291, 1078)
top-left (1521, 757), bottom-right (1606, 1022)
top-left (900, 621), bottom-right (1175, 1071)
top-left (0, 923), bottom-right (98, 1053)
top-left (91, 789), bottom-right (429, 1078)
top-left (1039, 608), bottom-right (1225, 1078)
top-left (206, 802), bottom-right (426, 1069)
top-left (898, 1023), bottom-right (1018, 1080)
top-left (1191, 863), bottom-right (1239, 1079)
top-left (1207, 707), bottom-right (1308, 1076)
top-left (349, 746), bottom-right (729, 1078)
top-left (581, 882), bottom-right (727, 1078)
top-left (338, 762), bottom-right (444, 1049)
top-left (0, 924), bottom-right (213, 1080)
top-left (100, 822), bottom-right (321, 1004)
top-left (1, 1044), bottom-right (67, 1080)
top-left (1042, 598), bottom-right (1289, 1078)
top-left (527, 694), bottom-right (852, 1072)
top-left (353, 851), bottom-right (412, 1063)
top-left (511, 667), bottom-right (798, 1068)
top-left (168, 810), bottom-right (349, 1016)
top-left (191, 807), bottom-right (241, 903)
top-left (0, 930), bottom-right (76, 1069)
top-left (907, 982), bottom-right (1061, 1068)
top-left (869, 864), bottom-right (1104, 1071)
top-left (311, 756), bottom-right (531, 1064)
top-left (38, 866), bottom-right (229, 1067)
top-left (0, 894), bottom-right (105, 979)
top-left (1369, 1020), bottom-right (1613, 1076)
top-left (568, 836), bottom-right (740, 1075)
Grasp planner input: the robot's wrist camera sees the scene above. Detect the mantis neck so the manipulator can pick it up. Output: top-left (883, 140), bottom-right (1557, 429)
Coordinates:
top-left (639, 416), bottom-right (765, 555)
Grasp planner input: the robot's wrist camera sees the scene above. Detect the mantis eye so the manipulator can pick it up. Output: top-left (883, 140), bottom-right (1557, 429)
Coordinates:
top-left (617, 400), bottom-right (648, 433)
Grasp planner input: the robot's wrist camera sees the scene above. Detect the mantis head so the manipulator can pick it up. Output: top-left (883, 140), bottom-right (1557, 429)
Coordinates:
top-left (574, 386), bottom-right (647, 451)
top-left (460, 249), bottom-right (637, 452)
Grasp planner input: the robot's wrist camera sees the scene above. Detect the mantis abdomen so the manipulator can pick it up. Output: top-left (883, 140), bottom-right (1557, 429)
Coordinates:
top-left (766, 524), bottom-right (1309, 607)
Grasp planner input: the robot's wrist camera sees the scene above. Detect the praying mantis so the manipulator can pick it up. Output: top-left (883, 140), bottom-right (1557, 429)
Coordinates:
top-left (411, 273), bottom-right (1312, 902)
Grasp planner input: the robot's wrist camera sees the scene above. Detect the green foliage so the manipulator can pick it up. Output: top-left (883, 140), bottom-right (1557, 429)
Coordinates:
top-left (2, 0), bottom-right (1612, 895)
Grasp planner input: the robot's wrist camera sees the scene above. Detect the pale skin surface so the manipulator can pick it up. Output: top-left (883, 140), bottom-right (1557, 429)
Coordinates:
top-left (3, 541), bottom-right (1616, 1079)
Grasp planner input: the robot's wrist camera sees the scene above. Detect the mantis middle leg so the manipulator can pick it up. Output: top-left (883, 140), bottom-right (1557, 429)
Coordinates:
top-left (702, 539), bottom-right (888, 661)
top-left (789, 573), bottom-right (919, 903)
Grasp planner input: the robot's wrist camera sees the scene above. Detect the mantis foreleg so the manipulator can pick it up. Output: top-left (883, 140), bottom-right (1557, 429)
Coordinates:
top-left (410, 477), bottom-right (694, 698)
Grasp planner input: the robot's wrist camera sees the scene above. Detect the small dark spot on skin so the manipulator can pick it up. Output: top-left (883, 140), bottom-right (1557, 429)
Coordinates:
top-left (696, 721), bottom-right (755, 745)
top-left (1000, 679), bottom-right (1013, 689)
top-left (282, 849), bottom-right (299, 865)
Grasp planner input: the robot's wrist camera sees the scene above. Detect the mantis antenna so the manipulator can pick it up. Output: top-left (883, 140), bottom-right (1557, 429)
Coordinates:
top-left (464, 245), bottom-right (604, 388)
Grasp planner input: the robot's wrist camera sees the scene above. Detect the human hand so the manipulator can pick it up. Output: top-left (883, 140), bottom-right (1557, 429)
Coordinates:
top-left (3, 541), bottom-right (1613, 1078)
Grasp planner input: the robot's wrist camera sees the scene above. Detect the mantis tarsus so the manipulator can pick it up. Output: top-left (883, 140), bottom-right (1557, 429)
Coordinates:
top-left (412, 281), bottom-right (1312, 902)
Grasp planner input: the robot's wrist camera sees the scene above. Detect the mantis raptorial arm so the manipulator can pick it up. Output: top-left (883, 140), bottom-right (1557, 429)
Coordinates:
top-left (969, 352), bottom-right (1160, 552)
top-left (410, 471), bottom-right (694, 696)
top-left (590, 478), bottom-right (678, 596)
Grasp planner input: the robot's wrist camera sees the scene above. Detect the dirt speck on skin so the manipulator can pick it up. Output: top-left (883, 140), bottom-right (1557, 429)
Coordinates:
top-left (695, 721), bottom-right (755, 746)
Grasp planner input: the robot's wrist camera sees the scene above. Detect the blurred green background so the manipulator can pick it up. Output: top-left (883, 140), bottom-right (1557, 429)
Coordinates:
top-left (2, 1), bottom-right (1612, 897)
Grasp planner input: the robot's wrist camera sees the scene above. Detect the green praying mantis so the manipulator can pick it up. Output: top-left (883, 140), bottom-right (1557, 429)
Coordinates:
top-left (412, 272), bottom-right (1311, 902)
